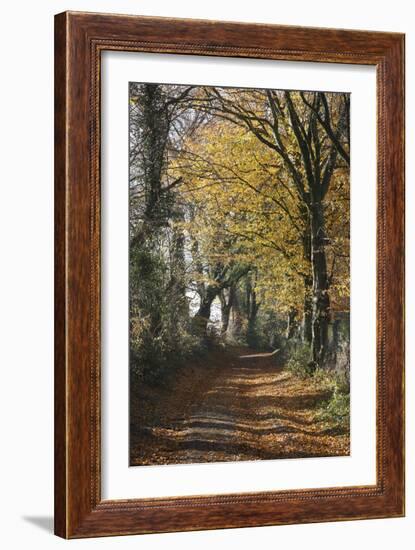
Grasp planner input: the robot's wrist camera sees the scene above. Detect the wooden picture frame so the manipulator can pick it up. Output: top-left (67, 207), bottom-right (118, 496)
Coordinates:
top-left (54, 11), bottom-right (405, 538)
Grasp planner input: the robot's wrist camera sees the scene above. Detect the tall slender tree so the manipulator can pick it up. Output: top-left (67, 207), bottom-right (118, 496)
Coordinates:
top-left (192, 88), bottom-right (349, 366)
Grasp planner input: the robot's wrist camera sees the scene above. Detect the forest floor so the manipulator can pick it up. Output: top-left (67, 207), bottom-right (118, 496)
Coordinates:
top-left (130, 346), bottom-right (350, 465)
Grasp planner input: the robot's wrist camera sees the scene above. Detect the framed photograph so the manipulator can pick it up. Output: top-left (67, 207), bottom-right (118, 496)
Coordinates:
top-left (54, 11), bottom-right (405, 538)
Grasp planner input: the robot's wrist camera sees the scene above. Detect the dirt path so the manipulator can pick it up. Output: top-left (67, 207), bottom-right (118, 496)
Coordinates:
top-left (130, 347), bottom-right (349, 465)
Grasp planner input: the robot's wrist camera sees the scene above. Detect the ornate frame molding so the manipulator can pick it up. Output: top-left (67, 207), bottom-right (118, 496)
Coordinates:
top-left (55, 11), bottom-right (404, 538)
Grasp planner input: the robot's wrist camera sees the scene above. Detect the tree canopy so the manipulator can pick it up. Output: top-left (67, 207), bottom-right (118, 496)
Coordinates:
top-left (129, 82), bottom-right (350, 381)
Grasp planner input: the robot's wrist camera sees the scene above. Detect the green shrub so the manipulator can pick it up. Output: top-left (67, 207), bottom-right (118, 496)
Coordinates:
top-left (285, 343), bottom-right (314, 378)
top-left (313, 368), bottom-right (350, 430)
top-left (284, 344), bottom-right (350, 431)
top-left (318, 387), bottom-right (350, 430)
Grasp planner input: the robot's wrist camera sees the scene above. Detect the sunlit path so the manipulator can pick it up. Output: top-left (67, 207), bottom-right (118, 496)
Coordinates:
top-left (130, 347), bottom-right (349, 466)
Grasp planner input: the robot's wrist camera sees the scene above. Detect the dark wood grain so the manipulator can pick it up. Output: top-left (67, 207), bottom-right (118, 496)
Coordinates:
top-left (54, 11), bottom-right (67, 538)
top-left (54, 11), bottom-right (405, 539)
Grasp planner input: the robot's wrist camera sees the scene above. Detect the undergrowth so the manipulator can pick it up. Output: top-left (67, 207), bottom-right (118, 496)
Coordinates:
top-left (285, 343), bottom-right (350, 431)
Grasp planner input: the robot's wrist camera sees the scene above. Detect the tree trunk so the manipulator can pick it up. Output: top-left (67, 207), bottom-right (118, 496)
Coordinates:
top-left (310, 201), bottom-right (331, 366)
top-left (246, 279), bottom-right (260, 348)
top-left (301, 205), bottom-right (313, 343)
top-left (229, 290), bottom-right (243, 339)
top-left (219, 286), bottom-right (235, 335)
top-left (169, 214), bottom-right (189, 325)
top-left (286, 308), bottom-right (298, 340)
top-left (303, 277), bottom-right (313, 343)
top-left (140, 84), bottom-right (169, 222)
top-left (192, 286), bottom-right (218, 336)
